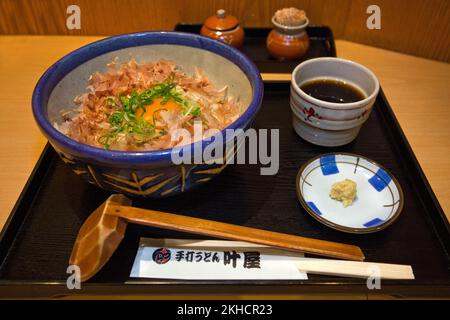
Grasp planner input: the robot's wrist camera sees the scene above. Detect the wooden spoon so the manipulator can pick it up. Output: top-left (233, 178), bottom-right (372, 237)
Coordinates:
top-left (70, 194), bottom-right (364, 282)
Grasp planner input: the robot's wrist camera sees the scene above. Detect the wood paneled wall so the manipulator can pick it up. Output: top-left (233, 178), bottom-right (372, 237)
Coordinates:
top-left (0, 0), bottom-right (448, 62)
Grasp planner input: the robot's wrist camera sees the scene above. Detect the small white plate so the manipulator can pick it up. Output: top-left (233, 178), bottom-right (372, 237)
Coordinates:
top-left (296, 153), bottom-right (403, 233)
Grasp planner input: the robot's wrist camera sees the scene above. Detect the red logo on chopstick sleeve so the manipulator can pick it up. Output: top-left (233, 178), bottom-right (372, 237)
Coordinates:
top-left (152, 248), bottom-right (171, 264)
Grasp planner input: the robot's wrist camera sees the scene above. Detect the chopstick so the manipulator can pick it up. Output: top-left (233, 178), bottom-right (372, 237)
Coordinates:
top-left (295, 258), bottom-right (414, 279)
top-left (138, 239), bottom-right (414, 280)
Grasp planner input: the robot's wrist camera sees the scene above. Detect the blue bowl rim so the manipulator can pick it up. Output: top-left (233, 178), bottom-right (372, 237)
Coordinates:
top-left (32, 31), bottom-right (264, 164)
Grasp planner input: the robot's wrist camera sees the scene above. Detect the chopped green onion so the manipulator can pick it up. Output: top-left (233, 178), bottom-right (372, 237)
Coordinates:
top-left (99, 80), bottom-right (202, 148)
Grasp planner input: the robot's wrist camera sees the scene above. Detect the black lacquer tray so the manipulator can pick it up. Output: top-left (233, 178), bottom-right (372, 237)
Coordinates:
top-left (175, 24), bottom-right (336, 74)
top-left (0, 26), bottom-right (448, 299)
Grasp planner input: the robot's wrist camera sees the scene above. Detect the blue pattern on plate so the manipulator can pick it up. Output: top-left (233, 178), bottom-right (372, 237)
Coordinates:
top-left (320, 155), bottom-right (339, 175)
top-left (307, 201), bottom-right (322, 215)
top-left (363, 218), bottom-right (384, 228)
top-left (368, 168), bottom-right (392, 192)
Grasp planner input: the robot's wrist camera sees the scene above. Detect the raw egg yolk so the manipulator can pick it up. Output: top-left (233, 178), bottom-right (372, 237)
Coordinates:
top-left (136, 98), bottom-right (180, 124)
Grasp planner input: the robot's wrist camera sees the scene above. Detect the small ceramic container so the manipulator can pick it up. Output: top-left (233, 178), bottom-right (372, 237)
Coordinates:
top-left (266, 16), bottom-right (310, 61)
top-left (296, 153), bottom-right (403, 234)
top-left (200, 9), bottom-right (244, 48)
top-left (290, 57), bottom-right (380, 146)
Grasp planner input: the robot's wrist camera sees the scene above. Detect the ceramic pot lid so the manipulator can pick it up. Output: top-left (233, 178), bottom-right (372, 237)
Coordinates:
top-left (204, 9), bottom-right (239, 31)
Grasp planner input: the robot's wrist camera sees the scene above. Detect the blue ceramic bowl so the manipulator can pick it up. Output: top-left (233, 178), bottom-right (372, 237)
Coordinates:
top-left (32, 31), bottom-right (263, 197)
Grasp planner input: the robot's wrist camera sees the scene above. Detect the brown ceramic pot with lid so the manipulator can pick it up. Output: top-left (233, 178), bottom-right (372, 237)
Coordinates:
top-left (266, 9), bottom-right (310, 60)
top-left (200, 9), bottom-right (244, 48)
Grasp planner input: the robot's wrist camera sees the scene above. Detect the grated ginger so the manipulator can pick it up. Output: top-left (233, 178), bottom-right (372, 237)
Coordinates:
top-left (330, 179), bottom-right (357, 207)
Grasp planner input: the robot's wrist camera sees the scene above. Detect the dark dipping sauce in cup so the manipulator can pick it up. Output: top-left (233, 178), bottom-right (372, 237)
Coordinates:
top-left (300, 79), bottom-right (366, 103)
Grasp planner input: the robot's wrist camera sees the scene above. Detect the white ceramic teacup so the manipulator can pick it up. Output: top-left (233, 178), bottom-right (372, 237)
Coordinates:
top-left (290, 57), bottom-right (380, 146)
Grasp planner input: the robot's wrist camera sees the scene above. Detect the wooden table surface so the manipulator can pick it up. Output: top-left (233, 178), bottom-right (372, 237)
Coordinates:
top-left (0, 36), bottom-right (449, 233)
